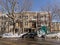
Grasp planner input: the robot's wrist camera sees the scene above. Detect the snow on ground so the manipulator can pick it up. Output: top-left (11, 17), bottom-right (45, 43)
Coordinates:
top-left (46, 32), bottom-right (60, 39)
top-left (37, 31), bottom-right (60, 39)
top-left (2, 32), bottom-right (27, 38)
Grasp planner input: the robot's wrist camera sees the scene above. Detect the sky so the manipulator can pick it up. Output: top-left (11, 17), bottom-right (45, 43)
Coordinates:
top-left (32, 0), bottom-right (60, 22)
top-left (32, 0), bottom-right (60, 11)
top-left (0, 0), bottom-right (60, 22)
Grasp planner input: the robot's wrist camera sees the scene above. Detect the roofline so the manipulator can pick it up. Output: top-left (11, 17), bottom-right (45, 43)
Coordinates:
top-left (22, 11), bottom-right (51, 13)
top-left (52, 22), bottom-right (60, 23)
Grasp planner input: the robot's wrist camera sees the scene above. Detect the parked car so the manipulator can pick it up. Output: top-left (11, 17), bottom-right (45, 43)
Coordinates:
top-left (21, 33), bottom-right (28, 38)
top-left (0, 35), bottom-right (2, 38)
top-left (21, 32), bottom-right (37, 38)
top-left (56, 32), bottom-right (60, 38)
top-left (28, 32), bottom-right (37, 38)
top-left (45, 32), bottom-right (57, 38)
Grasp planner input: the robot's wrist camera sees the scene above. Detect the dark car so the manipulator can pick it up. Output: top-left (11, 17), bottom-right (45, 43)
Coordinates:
top-left (21, 33), bottom-right (28, 38)
top-left (28, 33), bottom-right (34, 38)
top-left (0, 35), bottom-right (2, 38)
top-left (22, 32), bottom-right (37, 38)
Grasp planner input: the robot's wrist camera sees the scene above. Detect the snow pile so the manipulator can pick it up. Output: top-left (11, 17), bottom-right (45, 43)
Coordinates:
top-left (46, 32), bottom-right (60, 39)
top-left (2, 32), bottom-right (27, 38)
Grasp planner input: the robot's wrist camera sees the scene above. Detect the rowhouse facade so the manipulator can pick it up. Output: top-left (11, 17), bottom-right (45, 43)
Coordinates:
top-left (51, 22), bottom-right (60, 32)
top-left (0, 11), bottom-right (51, 34)
top-left (37, 12), bottom-right (51, 31)
top-left (20, 11), bottom-right (51, 33)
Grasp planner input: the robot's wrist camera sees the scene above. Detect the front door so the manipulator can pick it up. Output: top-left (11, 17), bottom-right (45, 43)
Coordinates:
top-left (29, 29), bottom-right (31, 33)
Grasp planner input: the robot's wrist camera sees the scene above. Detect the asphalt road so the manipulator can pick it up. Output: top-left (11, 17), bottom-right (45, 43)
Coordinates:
top-left (0, 38), bottom-right (60, 45)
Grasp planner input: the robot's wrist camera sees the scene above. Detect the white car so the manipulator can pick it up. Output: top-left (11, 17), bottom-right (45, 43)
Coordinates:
top-left (45, 32), bottom-right (57, 38)
top-left (56, 32), bottom-right (60, 38)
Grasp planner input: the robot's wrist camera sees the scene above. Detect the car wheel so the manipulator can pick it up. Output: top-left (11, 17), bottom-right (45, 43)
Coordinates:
top-left (41, 35), bottom-right (45, 38)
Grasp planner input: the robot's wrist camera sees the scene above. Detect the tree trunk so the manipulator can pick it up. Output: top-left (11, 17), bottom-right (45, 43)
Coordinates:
top-left (8, 21), bottom-right (9, 33)
top-left (13, 19), bottom-right (15, 34)
top-left (18, 22), bottom-right (20, 35)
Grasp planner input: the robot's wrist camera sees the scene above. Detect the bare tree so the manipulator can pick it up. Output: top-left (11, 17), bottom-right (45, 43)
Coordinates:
top-left (40, 1), bottom-right (60, 31)
top-left (0, 0), bottom-right (32, 34)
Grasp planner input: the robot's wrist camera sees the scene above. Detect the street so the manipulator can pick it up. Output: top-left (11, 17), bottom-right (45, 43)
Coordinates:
top-left (0, 38), bottom-right (60, 45)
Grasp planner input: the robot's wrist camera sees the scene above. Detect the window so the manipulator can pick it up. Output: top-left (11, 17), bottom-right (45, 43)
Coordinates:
top-left (19, 16), bottom-right (22, 18)
top-left (23, 16), bottom-right (28, 19)
top-left (46, 18), bottom-right (48, 21)
top-left (33, 16), bottom-right (36, 19)
top-left (24, 29), bottom-right (28, 32)
top-left (25, 21), bottom-right (28, 26)
top-left (41, 17), bottom-right (45, 21)
top-left (25, 16), bottom-right (28, 19)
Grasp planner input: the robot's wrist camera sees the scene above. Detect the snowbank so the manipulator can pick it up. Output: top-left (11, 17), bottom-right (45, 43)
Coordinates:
top-left (2, 32), bottom-right (27, 38)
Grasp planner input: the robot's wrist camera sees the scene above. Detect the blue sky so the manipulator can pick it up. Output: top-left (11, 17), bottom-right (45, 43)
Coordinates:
top-left (32, 0), bottom-right (60, 11)
top-left (32, 0), bottom-right (60, 22)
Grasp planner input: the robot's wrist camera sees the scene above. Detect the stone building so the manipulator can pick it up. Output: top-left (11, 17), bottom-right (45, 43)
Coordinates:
top-left (37, 12), bottom-right (51, 31)
top-left (21, 11), bottom-right (51, 33)
top-left (0, 11), bottom-right (51, 34)
top-left (51, 22), bottom-right (60, 32)
top-left (21, 11), bottom-right (37, 33)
